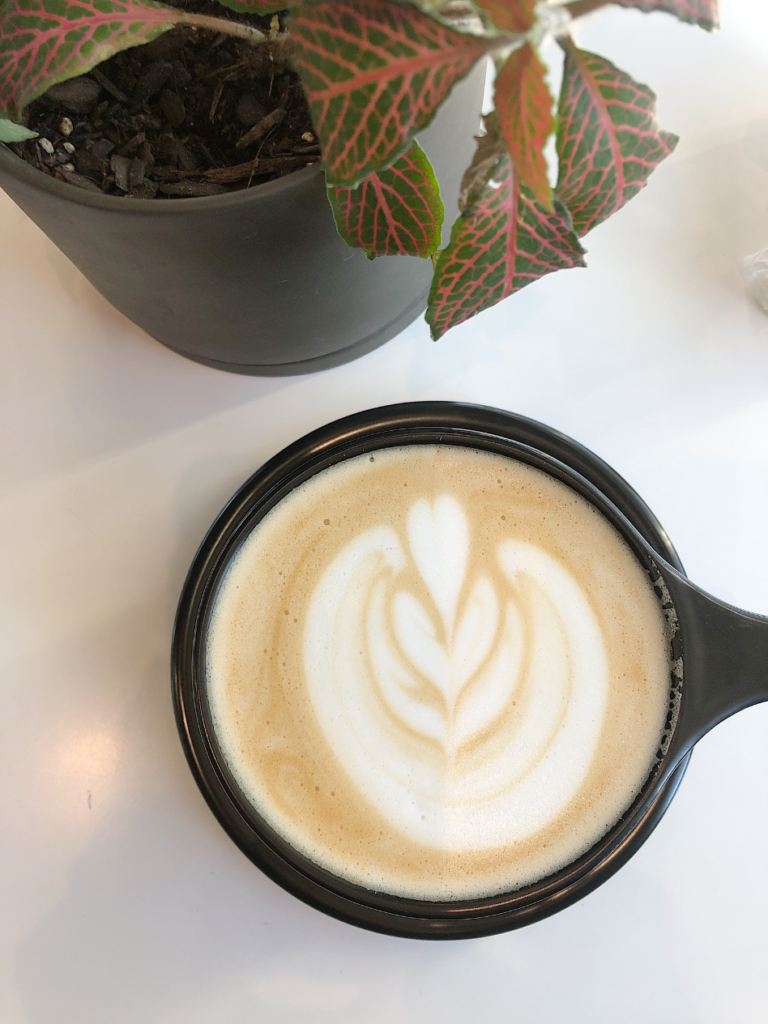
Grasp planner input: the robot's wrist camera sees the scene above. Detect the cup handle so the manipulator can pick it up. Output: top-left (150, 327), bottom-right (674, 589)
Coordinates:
top-left (665, 569), bottom-right (768, 760)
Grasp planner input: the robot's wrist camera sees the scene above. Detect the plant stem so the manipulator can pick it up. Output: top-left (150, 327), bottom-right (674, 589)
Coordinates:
top-left (170, 3), bottom-right (609, 59)
top-left (177, 13), bottom-right (266, 43)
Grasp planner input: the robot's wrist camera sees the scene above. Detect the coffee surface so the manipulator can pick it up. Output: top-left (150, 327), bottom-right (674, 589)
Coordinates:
top-left (206, 445), bottom-right (671, 900)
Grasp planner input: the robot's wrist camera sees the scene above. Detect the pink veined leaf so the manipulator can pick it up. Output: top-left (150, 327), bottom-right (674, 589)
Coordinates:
top-left (0, 0), bottom-right (184, 123)
top-left (494, 42), bottom-right (554, 208)
top-left (427, 116), bottom-right (585, 341)
top-left (555, 41), bottom-right (678, 237)
top-left (328, 139), bottom-right (444, 259)
top-left (475, 0), bottom-right (536, 33)
top-left (612, 0), bottom-right (718, 30)
top-left (290, 0), bottom-right (494, 188)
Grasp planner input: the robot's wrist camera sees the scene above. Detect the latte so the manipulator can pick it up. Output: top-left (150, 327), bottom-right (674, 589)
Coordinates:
top-left (206, 445), bottom-right (672, 901)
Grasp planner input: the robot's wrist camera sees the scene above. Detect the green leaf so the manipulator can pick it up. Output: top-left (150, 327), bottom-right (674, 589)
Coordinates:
top-left (290, 0), bottom-right (493, 187)
top-left (494, 42), bottom-right (553, 208)
top-left (475, 0), bottom-right (535, 32)
top-left (555, 41), bottom-right (678, 236)
top-left (567, 0), bottom-right (718, 30)
top-left (427, 115), bottom-right (585, 340)
top-left (612, 0), bottom-right (718, 30)
top-left (0, 0), bottom-right (184, 125)
top-left (0, 117), bottom-right (37, 141)
top-left (328, 139), bottom-right (443, 259)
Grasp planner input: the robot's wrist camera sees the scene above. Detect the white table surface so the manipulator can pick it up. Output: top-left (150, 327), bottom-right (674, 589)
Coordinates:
top-left (2, 3), bottom-right (768, 1022)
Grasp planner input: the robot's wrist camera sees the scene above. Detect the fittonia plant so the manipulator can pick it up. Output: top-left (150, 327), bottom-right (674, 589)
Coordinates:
top-left (0, 0), bottom-right (718, 338)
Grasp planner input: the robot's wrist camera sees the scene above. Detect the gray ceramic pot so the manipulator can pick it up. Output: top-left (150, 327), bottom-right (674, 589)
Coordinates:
top-left (0, 70), bottom-right (484, 375)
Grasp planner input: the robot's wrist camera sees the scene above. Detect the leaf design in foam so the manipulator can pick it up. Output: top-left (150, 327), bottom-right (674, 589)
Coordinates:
top-left (453, 601), bottom-right (523, 751)
top-left (391, 576), bottom-right (500, 716)
top-left (392, 590), bottom-right (451, 697)
top-left (495, 539), bottom-right (609, 793)
top-left (451, 577), bottom-right (498, 700)
top-left (304, 499), bottom-right (610, 850)
top-left (369, 577), bottom-right (446, 744)
top-left (406, 495), bottom-right (469, 637)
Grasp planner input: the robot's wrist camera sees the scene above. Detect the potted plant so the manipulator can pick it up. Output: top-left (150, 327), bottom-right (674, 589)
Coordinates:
top-left (0, 0), bottom-right (717, 374)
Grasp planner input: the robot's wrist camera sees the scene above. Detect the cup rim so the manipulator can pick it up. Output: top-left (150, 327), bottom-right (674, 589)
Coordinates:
top-left (172, 401), bottom-right (690, 939)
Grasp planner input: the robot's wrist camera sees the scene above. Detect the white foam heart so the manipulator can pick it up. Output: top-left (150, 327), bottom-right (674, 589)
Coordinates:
top-left (407, 495), bottom-right (469, 638)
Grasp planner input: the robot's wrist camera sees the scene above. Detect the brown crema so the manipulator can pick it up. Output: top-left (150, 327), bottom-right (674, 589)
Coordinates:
top-left (206, 445), bottom-right (672, 901)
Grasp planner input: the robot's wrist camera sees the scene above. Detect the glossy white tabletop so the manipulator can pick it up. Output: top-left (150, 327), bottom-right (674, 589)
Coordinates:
top-left (2, 4), bottom-right (768, 1022)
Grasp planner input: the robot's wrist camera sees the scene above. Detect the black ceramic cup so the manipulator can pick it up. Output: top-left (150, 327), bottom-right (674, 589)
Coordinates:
top-left (172, 402), bottom-right (768, 939)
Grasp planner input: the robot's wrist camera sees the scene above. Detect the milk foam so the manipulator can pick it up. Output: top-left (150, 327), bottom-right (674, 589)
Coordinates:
top-left (207, 445), bottom-right (671, 900)
top-left (304, 497), bottom-right (609, 850)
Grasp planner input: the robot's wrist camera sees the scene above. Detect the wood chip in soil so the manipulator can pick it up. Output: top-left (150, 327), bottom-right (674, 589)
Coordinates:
top-left (7, 2), bottom-right (319, 201)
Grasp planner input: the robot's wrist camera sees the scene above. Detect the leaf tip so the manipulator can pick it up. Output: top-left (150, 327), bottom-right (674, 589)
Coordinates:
top-left (0, 118), bottom-right (38, 143)
top-left (661, 129), bottom-right (680, 155)
top-left (424, 297), bottom-right (445, 342)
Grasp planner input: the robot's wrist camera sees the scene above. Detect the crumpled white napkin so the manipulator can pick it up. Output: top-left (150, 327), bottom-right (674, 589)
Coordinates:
top-left (741, 247), bottom-right (768, 312)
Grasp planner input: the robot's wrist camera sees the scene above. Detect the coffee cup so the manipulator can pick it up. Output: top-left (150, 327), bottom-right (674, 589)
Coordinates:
top-left (173, 403), bottom-right (768, 938)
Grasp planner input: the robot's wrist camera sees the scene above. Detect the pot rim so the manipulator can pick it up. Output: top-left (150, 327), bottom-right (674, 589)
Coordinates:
top-left (0, 139), bottom-right (323, 212)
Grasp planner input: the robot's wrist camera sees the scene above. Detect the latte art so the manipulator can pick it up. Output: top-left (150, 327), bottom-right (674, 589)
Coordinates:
top-left (305, 496), bottom-right (609, 850)
top-left (207, 445), bottom-right (671, 900)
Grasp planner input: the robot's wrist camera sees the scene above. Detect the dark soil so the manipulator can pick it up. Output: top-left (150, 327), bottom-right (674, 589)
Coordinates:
top-left (9, 3), bottom-right (319, 199)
